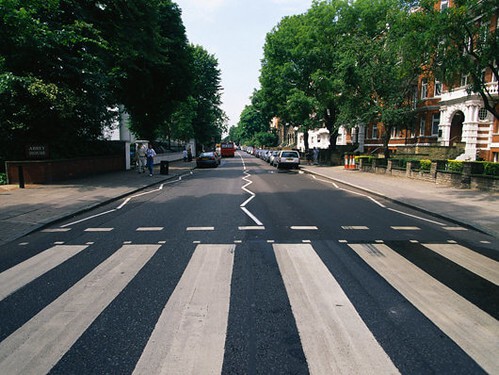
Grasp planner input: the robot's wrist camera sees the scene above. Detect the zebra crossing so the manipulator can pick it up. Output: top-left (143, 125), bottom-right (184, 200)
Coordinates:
top-left (0, 240), bottom-right (497, 374)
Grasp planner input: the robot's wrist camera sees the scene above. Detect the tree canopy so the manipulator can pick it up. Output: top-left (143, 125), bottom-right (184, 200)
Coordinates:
top-left (253, 0), bottom-right (497, 156)
top-left (0, 0), bottom-right (226, 161)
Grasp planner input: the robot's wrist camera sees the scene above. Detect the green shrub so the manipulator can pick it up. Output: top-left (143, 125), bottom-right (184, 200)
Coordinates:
top-left (484, 162), bottom-right (499, 177)
top-left (447, 160), bottom-right (464, 173)
top-left (0, 173), bottom-right (6, 185)
top-left (420, 159), bottom-right (432, 171)
top-left (354, 155), bottom-right (373, 164)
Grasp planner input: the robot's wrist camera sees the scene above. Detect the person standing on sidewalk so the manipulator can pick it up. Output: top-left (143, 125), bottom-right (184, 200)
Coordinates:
top-left (136, 143), bottom-right (147, 173)
top-left (313, 147), bottom-right (319, 165)
top-left (146, 143), bottom-right (156, 176)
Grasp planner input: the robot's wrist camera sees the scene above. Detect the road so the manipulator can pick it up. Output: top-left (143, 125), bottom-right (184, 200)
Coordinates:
top-left (0, 152), bottom-right (498, 374)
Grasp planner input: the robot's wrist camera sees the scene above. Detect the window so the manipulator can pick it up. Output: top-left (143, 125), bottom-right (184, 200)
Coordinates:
top-left (461, 74), bottom-right (470, 87)
top-left (440, 0), bottom-right (448, 10)
top-left (372, 124), bottom-right (378, 139)
top-left (478, 108), bottom-right (489, 121)
top-left (434, 79), bottom-right (442, 96)
top-left (431, 113), bottom-right (440, 136)
top-left (419, 117), bottom-right (426, 136)
top-left (391, 126), bottom-right (397, 138)
top-left (421, 78), bottom-right (428, 99)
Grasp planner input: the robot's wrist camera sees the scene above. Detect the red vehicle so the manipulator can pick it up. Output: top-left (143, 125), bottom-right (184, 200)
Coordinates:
top-left (220, 142), bottom-right (236, 157)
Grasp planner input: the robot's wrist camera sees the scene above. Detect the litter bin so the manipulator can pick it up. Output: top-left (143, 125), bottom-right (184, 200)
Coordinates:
top-left (160, 160), bottom-right (169, 175)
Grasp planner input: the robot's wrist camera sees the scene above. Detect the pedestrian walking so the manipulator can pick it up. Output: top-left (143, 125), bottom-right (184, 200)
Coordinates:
top-left (183, 148), bottom-right (188, 162)
top-left (146, 143), bottom-right (156, 176)
top-left (187, 147), bottom-right (192, 162)
top-left (306, 149), bottom-right (313, 165)
top-left (313, 147), bottom-right (319, 165)
top-left (136, 143), bottom-right (147, 173)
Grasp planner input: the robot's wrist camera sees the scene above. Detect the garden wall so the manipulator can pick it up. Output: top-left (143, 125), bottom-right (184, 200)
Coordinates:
top-left (357, 159), bottom-right (499, 192)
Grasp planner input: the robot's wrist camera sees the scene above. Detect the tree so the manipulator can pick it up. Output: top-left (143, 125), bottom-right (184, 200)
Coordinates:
top-left (89, 0), bottom-right (193, 140)
top-left (334, 0), bottom-right (424, 158)
top-left (420, 0), bottom-right (498, 119)
top-left (166, 44), bottom-right (226, 150)
top-left (0, 0), bottom-right (115, 158)
top-left (259, 1), bottom-right (350, 151)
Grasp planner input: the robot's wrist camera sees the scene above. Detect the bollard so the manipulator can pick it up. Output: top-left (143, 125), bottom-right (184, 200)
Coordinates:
top-left (18, 166), bottom-right (25, 189)
top-left (160, 160), bottom-right (169, 175)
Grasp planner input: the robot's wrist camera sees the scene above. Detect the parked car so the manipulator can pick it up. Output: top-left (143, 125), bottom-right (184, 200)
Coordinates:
top-left (196, 152), bottom-right (220, 168)
top-left (274, 150), bottom-right (300, 169)
top-left (269, 150), bottom-right (280, 166)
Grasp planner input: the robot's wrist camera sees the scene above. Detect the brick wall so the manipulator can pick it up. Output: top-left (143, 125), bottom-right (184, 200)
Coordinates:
top-left (6, 155), bottom-right (125, 184)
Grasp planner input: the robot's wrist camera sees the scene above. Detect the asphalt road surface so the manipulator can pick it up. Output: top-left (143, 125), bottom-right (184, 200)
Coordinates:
top-left (0, 152), bottom-right (497, 374)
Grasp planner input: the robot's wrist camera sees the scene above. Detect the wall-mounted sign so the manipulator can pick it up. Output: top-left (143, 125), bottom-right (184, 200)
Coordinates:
top-left (26, 144), bottom-right (49, 159)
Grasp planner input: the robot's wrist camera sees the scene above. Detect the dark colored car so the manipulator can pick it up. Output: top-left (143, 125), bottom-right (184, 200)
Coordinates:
top-left (196, 152), bottom-right (221, 168)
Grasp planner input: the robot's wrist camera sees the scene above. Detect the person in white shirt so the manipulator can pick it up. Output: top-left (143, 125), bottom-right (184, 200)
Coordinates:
top-left (146, 144), bottom-right (157, 176)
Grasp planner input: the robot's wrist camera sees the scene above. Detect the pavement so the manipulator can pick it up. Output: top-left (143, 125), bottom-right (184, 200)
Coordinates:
top-left (0, 157), bottom-right (498, 247)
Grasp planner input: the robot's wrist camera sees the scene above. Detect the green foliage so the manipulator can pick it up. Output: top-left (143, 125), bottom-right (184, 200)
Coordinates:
top-left (420, 0), bottom-right (498, 119)
top-left (420, 159), bottom-right (432, 171)
top-left (447, 160), bottom-right (464, 173)
top-left (0, 173), bottom-right (6, 185)
top-left (250, 131), bottom-right (279, 148)
top-left (257, 0), bottom-right (423, 154)
top-left (484, 162), bottom-right (499, 177)
top-left (0, 0), bottom-right (199, 159)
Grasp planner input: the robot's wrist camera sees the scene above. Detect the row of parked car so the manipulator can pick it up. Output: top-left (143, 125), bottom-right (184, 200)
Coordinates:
top-left (250, 148), bottom-right (301, 169)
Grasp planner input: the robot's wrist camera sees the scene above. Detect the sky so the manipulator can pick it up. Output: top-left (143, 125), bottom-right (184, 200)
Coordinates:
top-left (174, 0), bottom-right (312, 128)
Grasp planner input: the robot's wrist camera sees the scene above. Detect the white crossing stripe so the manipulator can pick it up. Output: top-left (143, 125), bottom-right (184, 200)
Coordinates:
top-left (273, 244), bottom-right (399, 374)
top-left (0, 244), bottom-right (160, 375)
top-left (443, 226), bottom-right (468, 231)
top-left (391, 226), bottom-right (420, 231)
top-left (349, 243), bottom-right (499, 375)
top-left (423, 243), bottom-right (499, 286)
top-left (290, 226), bottom-right (318, 230)
top-left (186, 227), bottom-right (215, 231)
top-left (238, 226), bottom-right (265, 230)
top-left (84, 228), bottom-right (114, 232)
top-left (0, 245), bottom-right (88, 302)
top-left (136, 227), bottom-right (164, 231)
top-left (41, 228), bottom-right (71, 233)
top-left (133, 244), bottom-right (234, 375)
top-left (342, 226), bottom-right (369, 230)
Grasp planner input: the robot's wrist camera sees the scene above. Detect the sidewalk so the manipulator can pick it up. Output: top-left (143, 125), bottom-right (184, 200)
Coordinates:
top-left (0, 158), bottom-right (196, 247)
top-left (302, 165), bottom-right (499, 239)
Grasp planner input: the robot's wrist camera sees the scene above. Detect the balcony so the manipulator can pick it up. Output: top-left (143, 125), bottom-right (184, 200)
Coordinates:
top-left (441, 81), bottom-right (498, 103)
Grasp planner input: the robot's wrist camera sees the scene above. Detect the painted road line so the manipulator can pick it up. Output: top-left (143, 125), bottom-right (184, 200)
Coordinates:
top-left (61, 209), bottom-right (116, 228)
top-left (273, 244), bottom-right (399, 374)
top-left (133, 244), bottom-right (234, 375)
top-left (443, 226), bottom-right (468, 231)
top-left (136, 227), bottom-right (164, 232)
top-left (386, 208), bottom-right (446, 226)
top-left (290, 226), bottom-right (318, 230)
top-left (423, 243), bottom-right (499, 286)
top-left (0, 244), bottom-right (160, 375)
top-left (0, 245), bottom-right (88, 302)
top-left (238, 226), bottom-right (265, 231)
top-left (240, 170), bottom-right (264, 226)
top-left (84, 228), bottom-right (114, 232)
top-left (240, 207), bottom-right (263, 226)
top-left (42, 228), bottom-right (72, 233)
top-left (391, 226), bottom-right (421, 231)
top-left (186, 227), bottom-right (215, 231)
top-left (349, 243), bottom-right (499, 375)
top-left (341, 226), bottom-right (369, 230)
